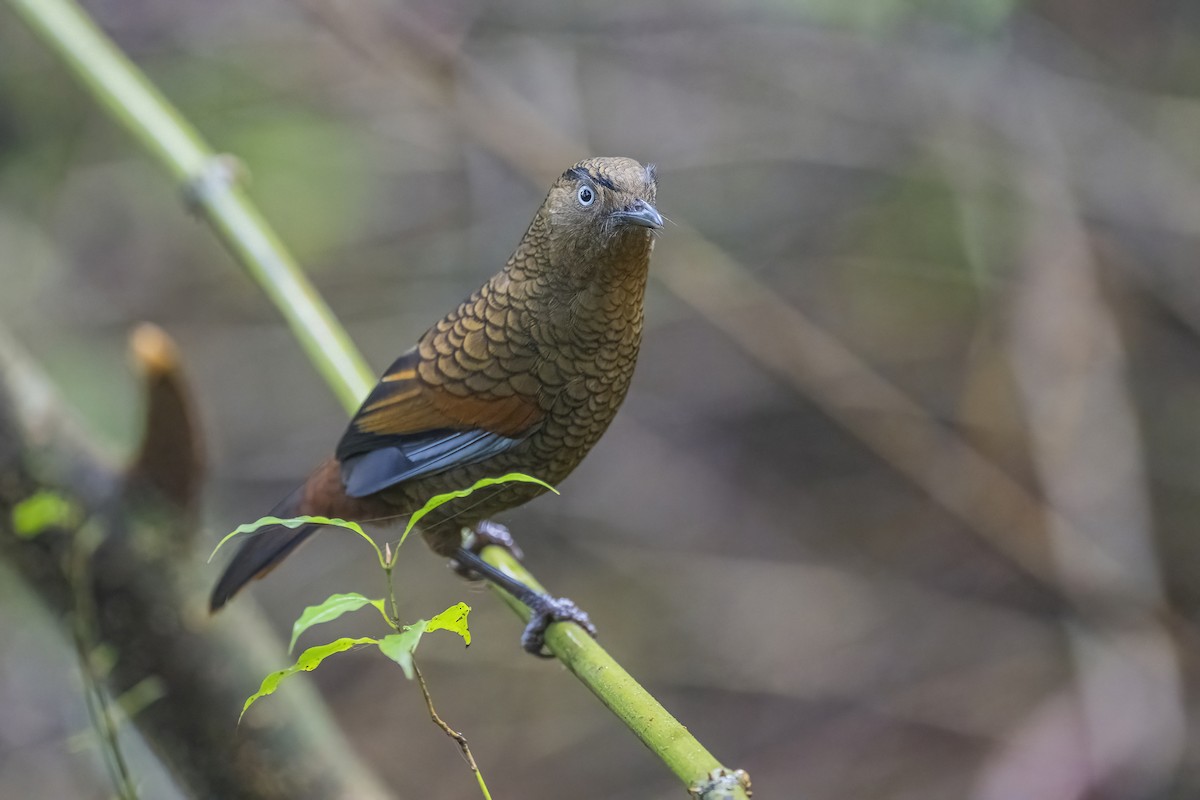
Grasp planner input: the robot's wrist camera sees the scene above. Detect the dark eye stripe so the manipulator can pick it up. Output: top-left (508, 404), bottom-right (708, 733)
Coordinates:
top-left (562, 166), bottom-right (616, 191)
top-left (590, 173), bottom-right (617, 191)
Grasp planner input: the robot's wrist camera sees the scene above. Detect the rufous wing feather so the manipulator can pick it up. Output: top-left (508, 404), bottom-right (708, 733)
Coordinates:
top-left (335, 349), bottom-right (543, 497)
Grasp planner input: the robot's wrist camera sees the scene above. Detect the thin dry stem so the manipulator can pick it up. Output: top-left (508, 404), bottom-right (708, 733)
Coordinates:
top-left (413, 661), bottom-right (491, 800)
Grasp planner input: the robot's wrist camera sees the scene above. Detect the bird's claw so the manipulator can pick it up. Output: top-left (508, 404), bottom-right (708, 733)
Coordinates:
top-left (451, 523), bottom-right (597, 657)
top-left (465, 520), bottom-right (524, 560)
top-left (521, 594), bottom-right (597, 658)
top-left (453, 520), bottom-right (524, 579)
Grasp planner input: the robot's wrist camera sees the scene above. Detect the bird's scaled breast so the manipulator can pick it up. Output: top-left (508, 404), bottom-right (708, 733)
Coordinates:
top-left (525, 325), bottom-right (644, 479)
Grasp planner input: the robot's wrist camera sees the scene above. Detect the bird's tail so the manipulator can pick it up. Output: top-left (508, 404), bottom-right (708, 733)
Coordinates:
top-left (209, 485), bottom-right (319, 612)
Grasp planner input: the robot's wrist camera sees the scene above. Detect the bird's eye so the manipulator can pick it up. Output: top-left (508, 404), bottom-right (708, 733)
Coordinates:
top-left (577, 185), bottom-right (595, 207)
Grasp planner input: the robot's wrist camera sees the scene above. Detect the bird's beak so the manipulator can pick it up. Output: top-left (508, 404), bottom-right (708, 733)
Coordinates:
top-left (613, 198), bottom-right (664, 230)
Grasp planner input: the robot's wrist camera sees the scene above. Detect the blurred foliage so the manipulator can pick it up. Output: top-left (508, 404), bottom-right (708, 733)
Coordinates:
top-left (11, 490), bottom-right (79, 538)
top-left (788, 0), bottom-right (1024, 33)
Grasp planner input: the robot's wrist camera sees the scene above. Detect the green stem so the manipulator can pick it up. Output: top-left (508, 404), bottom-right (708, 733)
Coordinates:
top-left (384, 565), bottom-right (400, 626)
top-left (482, 547), bottom-right (746, 797)
top-left (6, 0), bottom-right (749, 795)
top-left (413, 661), bottom-right (493, 800)
top-left (6, 0), bottom-right (371, 413)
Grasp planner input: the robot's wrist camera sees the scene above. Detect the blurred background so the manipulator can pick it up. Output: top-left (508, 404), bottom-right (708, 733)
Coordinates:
top-left (4, 0), bottom-right (1200, 798)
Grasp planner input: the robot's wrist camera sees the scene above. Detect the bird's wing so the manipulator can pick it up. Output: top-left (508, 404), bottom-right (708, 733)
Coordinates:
top-left (335, 349), bottom-right (543, 497)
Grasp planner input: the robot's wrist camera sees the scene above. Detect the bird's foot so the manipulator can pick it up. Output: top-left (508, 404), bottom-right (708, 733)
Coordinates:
top-left (453, 520), bottom-right (523, 578)
top-left (451, 532), bottom-right (598, 658)
top-left (465, 520), bottom-right (524, 560)
top-left (521, 594), bottom-right (598, 658)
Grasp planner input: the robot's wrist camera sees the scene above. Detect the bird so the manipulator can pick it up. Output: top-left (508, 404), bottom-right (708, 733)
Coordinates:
top-left (210, 156), bottom-right (662, 654)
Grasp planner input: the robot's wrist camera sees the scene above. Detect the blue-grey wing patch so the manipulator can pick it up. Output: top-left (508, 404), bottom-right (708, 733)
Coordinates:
top-left (339, 427), bottom-right (523, 498)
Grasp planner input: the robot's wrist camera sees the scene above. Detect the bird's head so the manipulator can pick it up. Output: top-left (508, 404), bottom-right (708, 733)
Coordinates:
top-left (540, 156), bottom-right (662, 271)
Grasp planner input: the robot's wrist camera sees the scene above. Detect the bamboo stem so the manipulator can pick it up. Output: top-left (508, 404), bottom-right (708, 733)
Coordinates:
top-left (6, 0), bottom-right (371, 413)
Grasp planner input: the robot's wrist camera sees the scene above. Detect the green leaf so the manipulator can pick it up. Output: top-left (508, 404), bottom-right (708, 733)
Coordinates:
top-left (208, 514), bottom-right (383, 566)
top-left (377, 602), bottom-right (473, 679)
top-left (288, 592), bottom-right (387, 653)
top-left (399, 473), bottom-right (558, 548)
top-left (426, 602), bottom-right (472, 646)
top-left (12, 490), bottom-right (80, 538)
top-left (240, 637), bottom-right (376, 722)
top-left (376, 627), bottom-right (426, 680)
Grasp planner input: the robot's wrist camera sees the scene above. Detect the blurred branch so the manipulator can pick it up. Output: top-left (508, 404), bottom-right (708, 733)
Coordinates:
top-left (5, 0), bottom-right (371, 413)
top-left (1000, 109), bottom-right (1183, 797)
top-left (4, 0), bottom-right (748, 795)
top-left (0, 324), bottom-right (394, 799)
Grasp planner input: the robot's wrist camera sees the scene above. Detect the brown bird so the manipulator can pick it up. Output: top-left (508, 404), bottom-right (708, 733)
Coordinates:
top-left (211, 156), bottom-right (662, 654)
